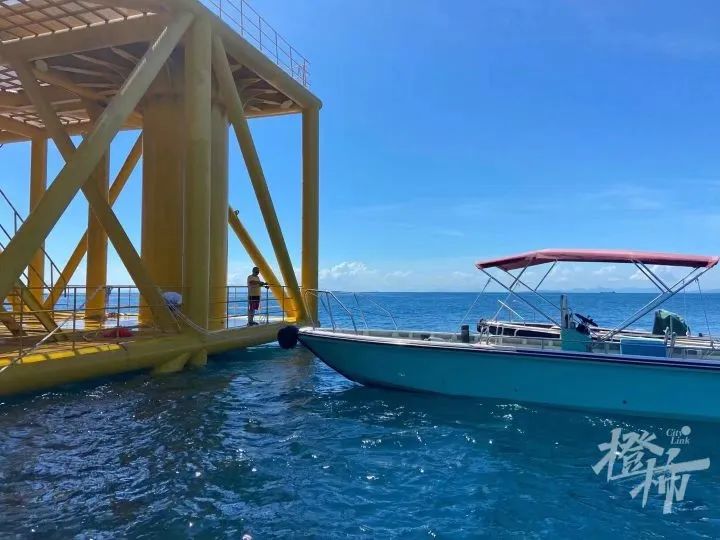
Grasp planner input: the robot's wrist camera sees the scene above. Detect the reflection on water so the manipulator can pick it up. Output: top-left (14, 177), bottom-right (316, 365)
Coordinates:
top-left (1, 344), bottom-right (719, 538)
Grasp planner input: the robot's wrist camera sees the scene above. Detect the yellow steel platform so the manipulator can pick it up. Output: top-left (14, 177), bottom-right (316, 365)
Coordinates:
top-left (0, 322), bottom-right (289, 396)
top-left (0, 0), bottom-right (320, 396)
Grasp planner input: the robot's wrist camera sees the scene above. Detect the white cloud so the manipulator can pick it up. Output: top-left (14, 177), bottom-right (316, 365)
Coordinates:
top-left (629, 265), bottom-right (683, 285)
top-left (227, 260), bottom-right (254, 284)
top-left (592, 265), bottom-right (617, 276)
top-left (319, 261), bottom-right (375, 280)
top-left (590, 264), bottom-right (623, 283)
top-left (545, 264), bottom-right (582, 284)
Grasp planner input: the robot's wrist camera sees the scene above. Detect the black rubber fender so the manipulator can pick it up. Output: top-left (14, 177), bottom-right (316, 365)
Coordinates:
top-left (277, 325), bottom-right (300, 349)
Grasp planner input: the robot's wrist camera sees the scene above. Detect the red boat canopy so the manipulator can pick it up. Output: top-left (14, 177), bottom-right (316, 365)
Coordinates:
top-left (475, 249), bottom-right (720, 271)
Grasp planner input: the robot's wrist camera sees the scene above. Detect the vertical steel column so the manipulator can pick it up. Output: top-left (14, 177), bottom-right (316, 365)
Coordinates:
top-left (301, 107), bottom-right (320, 322)
top-left (140, 78), bottom-right (186, 324)
top-left (183, 17), bottom-right (213, 366)
top-left (28, 137), bottom-right (47, 300)
top-left (85, 134), bottom-right (109, 321)
top-left (208, 101), bottom-right (229, 330)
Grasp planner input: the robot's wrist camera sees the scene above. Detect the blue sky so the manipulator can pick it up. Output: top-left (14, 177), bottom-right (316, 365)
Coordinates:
top-left (2, 0), bottom-right (720, 291)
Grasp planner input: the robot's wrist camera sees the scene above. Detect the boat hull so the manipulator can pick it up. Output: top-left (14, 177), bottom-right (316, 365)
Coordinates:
top-left (299, 329), bottom-right (720, 421)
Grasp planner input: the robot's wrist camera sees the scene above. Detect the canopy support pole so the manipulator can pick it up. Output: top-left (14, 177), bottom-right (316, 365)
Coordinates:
top-left (481, 267), bottom-right (560, 326)
top-left (602, 266), bottom-right (712, 341)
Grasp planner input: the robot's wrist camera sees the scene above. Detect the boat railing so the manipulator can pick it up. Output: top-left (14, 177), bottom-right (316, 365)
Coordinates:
top-left (0, 284), bottom-right (294, 364)
top-left (303, 289), bottom-right (399, 333)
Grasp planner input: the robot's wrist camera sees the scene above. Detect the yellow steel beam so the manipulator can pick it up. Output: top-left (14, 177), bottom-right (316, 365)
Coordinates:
top-left (0, 14), bottom-right (172, 65)
top-left (32, 68), bottom-right (144, 126)
top-left (83, 104), bottom-right (109, 321)
top-left (14, 280), bottom-right (61, 336)
top-left (228, 206), bottom-right (295, 318)
top-left (183, 17), bottom-right (213, 366)
top-left (0, 260), bottom-right (59, 337)
top-left (0, 13), bottom-right (194, 325)
top-left (0, 116), bottom-right (45, 139)
top-left (0, 86), bottom-right (79, 109)
top-left (209, 103), bottom-right (229, 331)
top-left (87, 0), bottom-right (167, 12)
top-left (43, 134), bottom-right (143, 311)
top-left (28, 138), bottom-right (47, 299)
top-left (0, 122), bottom-right (142, 145)
top-left (0, 303), bottom-right (22, 336)
top-left (12, 59), bottom-right (177, 332)
top-left (212, 36), bottom-right (306, 321)
top-left (301, 107), bottom-right (320, 322)
top-left (33, 68), bottom-right (109, 103)
top-left (0, 105), bottom-right (286, 146)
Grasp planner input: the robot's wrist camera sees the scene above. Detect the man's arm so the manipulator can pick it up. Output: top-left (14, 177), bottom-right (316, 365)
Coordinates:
top-left (248, 275), bottom-right (267, 287)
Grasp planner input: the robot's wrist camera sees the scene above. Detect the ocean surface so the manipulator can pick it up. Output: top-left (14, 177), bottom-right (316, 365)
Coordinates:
top-left (2, 292), bottom-right (720, 538)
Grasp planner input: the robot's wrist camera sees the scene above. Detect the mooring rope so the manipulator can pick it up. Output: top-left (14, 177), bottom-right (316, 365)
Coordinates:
top-left (169, 308), bottom-right (228, 336)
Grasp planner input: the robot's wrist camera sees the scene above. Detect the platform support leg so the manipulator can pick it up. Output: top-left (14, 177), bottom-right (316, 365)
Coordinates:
top-left (152, 352), bottom-right (192, 375)
top-left (85, 121), bottom-right (109, 322)
top-left (209, 102), bottom-right (229, 331)
top-left (183, 17), bottom-right (213, 366)
top-left (301, 107), bottom-right (320, 323)
top-left (28, 137), bottom-right (47, 301)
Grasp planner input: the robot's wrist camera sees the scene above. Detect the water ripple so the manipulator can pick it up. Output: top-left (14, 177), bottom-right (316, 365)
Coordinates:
top-left (0, 344), bottom-right (719, 538)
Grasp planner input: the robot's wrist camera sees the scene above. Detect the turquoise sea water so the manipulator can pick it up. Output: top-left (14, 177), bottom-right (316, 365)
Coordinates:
top-left (2, 293), bottom-right (720, 538)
